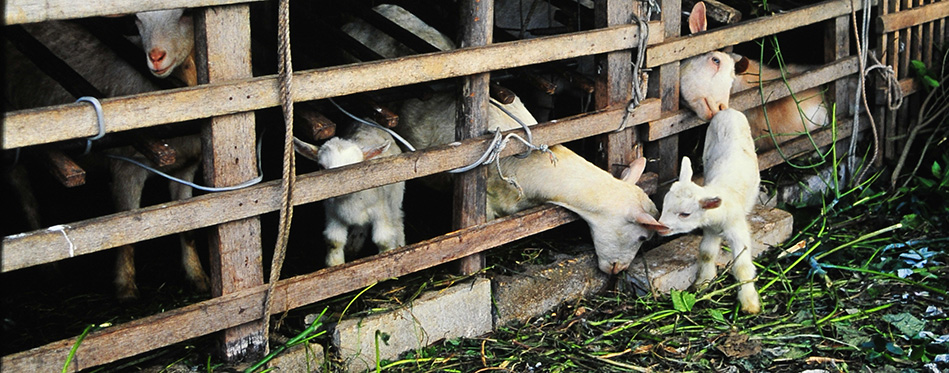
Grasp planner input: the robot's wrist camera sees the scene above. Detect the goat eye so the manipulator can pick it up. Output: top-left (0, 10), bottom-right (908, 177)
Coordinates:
top-left (678, 212), bottom-right (691, 218)
top-left (711, 57), bottom-right (720, 65)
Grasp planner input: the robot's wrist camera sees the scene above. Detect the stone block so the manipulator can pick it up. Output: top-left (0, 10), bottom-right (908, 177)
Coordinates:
top-left (333, 278), bottom-right (492, 372)
top-left (266, 341), bottom-right (325, 372)
top-left (492, 251), bottom-right (608, 326)
top-left (624, 206), bottom-right (793, 294)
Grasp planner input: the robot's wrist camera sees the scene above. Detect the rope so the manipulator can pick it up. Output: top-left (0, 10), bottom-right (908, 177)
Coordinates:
top-left (616, 0), bottom-right (655, 132)
top-left (76, 96), bottom-right (106, 155)
top-left (261, 0), bottom-right (296, 349)
top-left (449, 99), bottom-right (556, 196)
top-left (847, 0), bottom-right (892, 185)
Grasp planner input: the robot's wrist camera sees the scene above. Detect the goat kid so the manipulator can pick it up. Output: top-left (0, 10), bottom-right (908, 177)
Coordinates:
top-left (296, 124), bottom-right (406, 267)
top-left (650, 109), bottom-right (762, 314)
top-left (680, 1), bottom-right (827, 150)
top-left (4, 10), bottom-right (205, 300)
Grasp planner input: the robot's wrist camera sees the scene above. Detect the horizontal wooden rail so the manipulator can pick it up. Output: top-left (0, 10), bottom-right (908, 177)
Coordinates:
top-left (4, 0), bottom-right (264, 25)
top-left (2, 99), bottom-right (659, 272)
top-left (647, 56), bottom-right (859, 141)
top-left (758, 117), bottom-right (863, 170)
top-left (3, 22), bottom-right (660, 150)
top-left (646, 0), bottom-right (873, 67)
top-left (2, 204), bottom-right (578, 372)
top-left (876, 1), bottom-right (949, 33)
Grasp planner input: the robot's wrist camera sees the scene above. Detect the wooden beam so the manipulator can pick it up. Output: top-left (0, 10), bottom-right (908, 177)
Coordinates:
top-left (4, 204), bottom-right (577, 372)
top-left (453, 0), bottom-right (493, 275)
top-left (2, 100), bottom-right (660, 273)
top-left (876, 0), bottom-right (949, 33)
top-left (195, 4), bottom-right (265, 361)
top-left (758, 117), bottom-right (864, 170)
top-left (650, 0), bottom-right (682, 182)
top-left (4, 0), bottom-right (265, 25)
top-left (5, 23), bottom-right (659, 150)
top-left (594, 0), bottom-right (636, 177)
top-left (647, 56), bottom-right (859, 141)
top-left (646, 0), bottom-right (876, 67)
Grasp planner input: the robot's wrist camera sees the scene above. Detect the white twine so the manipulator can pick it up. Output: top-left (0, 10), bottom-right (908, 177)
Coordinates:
top-left (48, 224), bottom-right (75, 257)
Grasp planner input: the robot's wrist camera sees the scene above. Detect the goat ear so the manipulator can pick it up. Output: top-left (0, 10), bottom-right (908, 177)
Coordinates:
top-left (634, 211), bottom-right (666, 230)
top-left (679, 157), bottom-right (694, 182)
top-left (689, 2), bottom-right (707, 34)
top-left (699, 197), bottom-right (722, 209)
top-left (362, 140), bottom-right (391, 160)
top-left (734, 56), bottom-right (750, 74)
top-left (293, 137), bottom-right (320, 162)
top-left (621, 157), bottom-right (647, 184)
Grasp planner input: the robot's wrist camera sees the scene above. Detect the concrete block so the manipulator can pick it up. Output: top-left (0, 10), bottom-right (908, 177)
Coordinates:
top-left (266, 341), bottom-right (325, 372)
top-left (492, 252), bottom-right (608, 326)
top-left (333, 278), bottom-right (492, 372)
top-left (624, 206), bottom-right (793, 294)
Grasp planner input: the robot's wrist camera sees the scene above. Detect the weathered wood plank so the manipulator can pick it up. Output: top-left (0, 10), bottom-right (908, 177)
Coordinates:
top-left (824, 15), bottom-right (852, 120)
top-left (647, 56), bottom-right (859, 141)
top-left (453, 0), bottom-right (493, 275)
top-left (3, 205), bottom-right (577, 372)
top-left (646, 0), bottom-right (876, 67)
top-left (876, 0), bottom-right (949, 32)
top-left (4, 23), bottom-right (659, 149)
top-left (4, 0), bottom-right (265, 25)
top-left (195, 5), bottom-right (265, 361)
top-left (594, 0), bottom-right (635, 177)
top-left (2, 100), bottom-right (660, 272)
top-left (652, 0), bottom-right (682, 182)
top-left (758, 117), bottom-right (863, 170)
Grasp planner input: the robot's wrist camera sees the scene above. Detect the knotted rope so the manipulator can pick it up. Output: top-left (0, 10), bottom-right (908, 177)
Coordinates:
top-left (617, 0), bottom-right (657, 132)
top-left (260, 0), bottom-right (296, 348)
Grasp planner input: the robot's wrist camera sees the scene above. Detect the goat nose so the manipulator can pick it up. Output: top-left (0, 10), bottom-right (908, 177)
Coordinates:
top-left (610, 262), bottom-right (628, 275)
top-left (719, 103), bottom-right (728, 111)
top-left (149, 49), bottom-right (166, 63)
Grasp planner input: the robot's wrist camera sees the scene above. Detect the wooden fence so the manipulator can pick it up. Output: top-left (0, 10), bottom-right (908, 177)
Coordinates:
top-left (2, 0), bottom-right (945, 370)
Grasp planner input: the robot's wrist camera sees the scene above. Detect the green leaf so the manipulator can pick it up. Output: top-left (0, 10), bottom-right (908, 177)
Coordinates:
top-left (932, 161), bottom-right (943, 179)
top-left (709, 309), bottom-right (726, 323)
top-left (671, 289), bottom-right (696, 312)
top-left (882, 313), bottom-right (926, 337)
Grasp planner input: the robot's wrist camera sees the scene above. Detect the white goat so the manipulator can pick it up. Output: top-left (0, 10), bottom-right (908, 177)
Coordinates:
top-left (297, 124), bottom-right (406, 267)
top-left (4, 10), bottom-right (205, 300)
top-left (680, 2), bottom-right (827, 150)
top-left (341, 5), bottom-right (662, 274)
top-left (652, 109), bottom-right (761, 314)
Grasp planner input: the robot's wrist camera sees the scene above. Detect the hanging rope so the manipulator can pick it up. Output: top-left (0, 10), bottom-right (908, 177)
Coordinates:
top-left (617, 0), bottom-right (656, 132)
top-left (261, 0), bottom-right (296, 347)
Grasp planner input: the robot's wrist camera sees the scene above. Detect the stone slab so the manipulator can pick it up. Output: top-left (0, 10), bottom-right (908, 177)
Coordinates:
top-left (624, 206), bottom-right (793, 294)
top-left (266, 340), bottom-right (325, 372)
top-left (492, 251), bottom-right (608, 326)
top-left (333, 278), bottom-right (492, 372)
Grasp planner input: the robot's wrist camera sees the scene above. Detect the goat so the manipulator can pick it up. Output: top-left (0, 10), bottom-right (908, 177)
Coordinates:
top-left (339, 4), bottom-right (661, 274)
top-left (296, 124), bottom-right (406, 267)
top-left (680, 2), bottom-right (827, 151)
top-left (650, 109), bottom-right (761, 314)
top-left (4, 10), bottom-right (206, 300)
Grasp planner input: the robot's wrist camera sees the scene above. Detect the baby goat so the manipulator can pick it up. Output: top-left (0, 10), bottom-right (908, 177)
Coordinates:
top-left (651, 109), bottom-right (762, 314)
top-left (679, 1), bottom-right (827, 150)
top-left (343, 4), bottom-right (661, 274)
top-left (4, 10), bottom-right (204, 300)
top-left (297, 124), bottom-right (406, 267)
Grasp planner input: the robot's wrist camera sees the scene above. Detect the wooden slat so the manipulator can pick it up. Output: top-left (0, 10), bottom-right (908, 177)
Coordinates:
top-left (653, 0), bottom-right (682, 182)
top-left (876, 0), bottom-right (949, 32)
top-left (4, 204), bottom-right (577, 372)
top-left (647, 56), bottom-right (860, 141)
top-left (2, 100), bottom-right (661, 273)
top-left (42, 149), bottom-right (85, 187)
top-left (194, 5), bottom-right (265, 361)
top-left (453, 0), bottom-right (493, 275)
top-left (646, 0), bottom-right (876, 67)
top-left (4, 23), bottom-right (659, 150)
top-left (594, 0), bottom-right (635, 177)
top-left (4, 0), bottom-right (264, 25)
top-left (758, 117), bottom-right (863, 170)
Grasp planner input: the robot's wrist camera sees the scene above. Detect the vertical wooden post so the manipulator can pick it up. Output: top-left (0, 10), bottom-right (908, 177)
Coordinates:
top-left (594, 0), bottom-right (636, 178)
top-left (824, 15), bottom-right (851, 122)
top-left (647, 0), bottom-right (681, 181)
top-left (195, 5), bottom-right (265, 361)
top-left (453, 0), bottom-right (493, 275)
